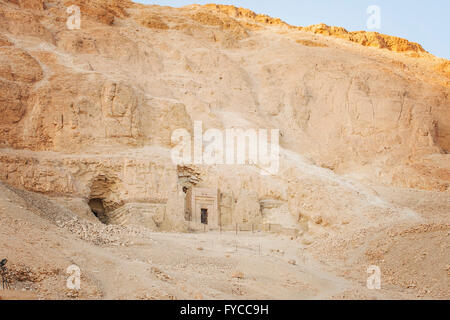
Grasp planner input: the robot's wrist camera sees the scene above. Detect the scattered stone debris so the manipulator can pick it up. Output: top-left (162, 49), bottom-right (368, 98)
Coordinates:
top-left (270, 249), bottom-right (285, 256)
top-left (65, 289), bottom-right (79, 299)
top-left (194, 292), bottom-right (203, 300)
top-left (58, 217), bottom-right (152, 246)
top-left (312, 216), bottom-right (323, 225)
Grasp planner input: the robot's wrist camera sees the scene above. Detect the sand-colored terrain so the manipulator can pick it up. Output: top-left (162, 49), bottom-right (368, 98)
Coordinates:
top-left (0, 0), bottom-right (448, 299)
top-left (0, 180), bottom-right (448, 299)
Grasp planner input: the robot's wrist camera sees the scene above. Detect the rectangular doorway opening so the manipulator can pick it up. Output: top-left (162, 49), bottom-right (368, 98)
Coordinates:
top-left (201, 208), bottom-right (208, 225)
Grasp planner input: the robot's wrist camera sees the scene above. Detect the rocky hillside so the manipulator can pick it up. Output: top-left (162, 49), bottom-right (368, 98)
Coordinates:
top-left (0, 0), bottom-right (449, 300)
top-left (0, 0), bottom-right (449, 225)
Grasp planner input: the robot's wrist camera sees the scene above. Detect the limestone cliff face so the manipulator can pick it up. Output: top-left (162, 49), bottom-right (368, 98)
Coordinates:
top-left (205, 4), bottom-right (428, 54)
top-left (0, 0), bottom-right (448, 230)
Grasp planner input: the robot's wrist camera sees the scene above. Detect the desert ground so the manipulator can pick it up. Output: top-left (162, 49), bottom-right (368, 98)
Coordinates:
top-left (0, 0), bottom-right (449, 300)
top-left (1, 180), bottom-right (448, 300)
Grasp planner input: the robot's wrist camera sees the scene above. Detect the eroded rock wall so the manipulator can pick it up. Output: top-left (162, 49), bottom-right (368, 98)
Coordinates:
top-left (0, 0), bottom-right (448, 231)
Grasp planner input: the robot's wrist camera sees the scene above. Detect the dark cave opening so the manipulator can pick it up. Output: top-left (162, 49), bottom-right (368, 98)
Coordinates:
top-left (201, 208), bottom-right (208, 225)
top-left (88, 198), bottom-right (108, 224)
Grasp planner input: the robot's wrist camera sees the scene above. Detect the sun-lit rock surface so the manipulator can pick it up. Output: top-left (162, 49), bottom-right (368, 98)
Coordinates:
top-left (0, 0), bottom-right (448, 300)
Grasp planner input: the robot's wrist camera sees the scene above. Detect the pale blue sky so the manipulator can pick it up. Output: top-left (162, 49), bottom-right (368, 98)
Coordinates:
top-left (136, 0), bottom-right (449, 59)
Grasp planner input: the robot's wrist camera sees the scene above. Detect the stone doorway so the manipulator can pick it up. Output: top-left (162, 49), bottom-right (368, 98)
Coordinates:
top-left (184, 187), bottom-right (219, 227)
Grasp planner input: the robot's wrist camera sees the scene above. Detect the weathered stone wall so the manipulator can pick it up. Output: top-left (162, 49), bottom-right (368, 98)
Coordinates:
top-left (0, 149), bottom-right (187, 229)
top-left (0, 0), bottom-right (448, 232)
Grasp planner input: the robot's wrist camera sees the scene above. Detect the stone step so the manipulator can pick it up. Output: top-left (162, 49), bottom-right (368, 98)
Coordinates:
top-left (107, 203), bottom-right (166, 227)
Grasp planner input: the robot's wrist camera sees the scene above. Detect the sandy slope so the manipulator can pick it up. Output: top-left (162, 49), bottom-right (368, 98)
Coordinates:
top-left (0, 0), bottom-right (448, 300)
